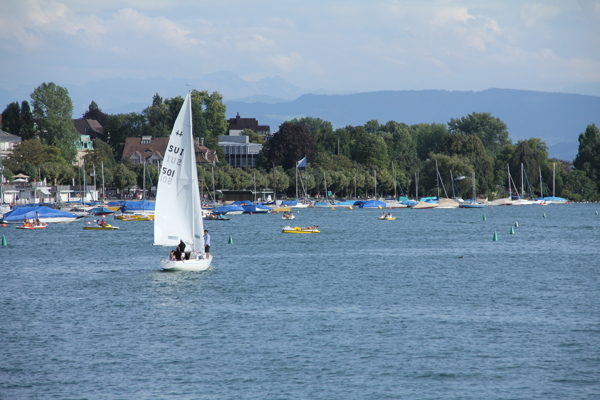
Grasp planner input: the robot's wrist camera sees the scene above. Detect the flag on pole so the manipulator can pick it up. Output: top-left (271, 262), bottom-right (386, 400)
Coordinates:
top-left (297, 156), bottom-right (307, 168)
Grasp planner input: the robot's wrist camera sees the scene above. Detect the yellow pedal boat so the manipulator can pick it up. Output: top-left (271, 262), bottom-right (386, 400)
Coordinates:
top-left (282, 226), bottom-right (320, 234)
top-left (84, 223), bottom-right (120, 230)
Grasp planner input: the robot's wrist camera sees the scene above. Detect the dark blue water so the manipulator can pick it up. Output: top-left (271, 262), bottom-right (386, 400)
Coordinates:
top-left (1, 204), bottom-right (599, 399)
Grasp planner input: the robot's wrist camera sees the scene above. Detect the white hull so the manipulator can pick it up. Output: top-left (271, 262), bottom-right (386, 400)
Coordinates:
top-left (160, 254), bottom-right (212, 271)
top-left (291, 203), bottom-right (310, 208)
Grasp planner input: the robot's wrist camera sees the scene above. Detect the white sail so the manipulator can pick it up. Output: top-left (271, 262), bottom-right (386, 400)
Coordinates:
top-left (154, 93), bottom-right (205, 255)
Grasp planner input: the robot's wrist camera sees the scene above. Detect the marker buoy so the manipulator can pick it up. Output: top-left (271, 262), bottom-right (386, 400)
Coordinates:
top-left (493, 232), bottom-right (498, 241)
top-left (483, 214), bottom-right (487, 221)
top-left (2, 235), bottom-right (6, 246)
top-left (228, 236), bottom-right (233, 244)
top-left (543, 213), bottom-right (546, 218)
top-left (510, 226), bottom-right (515, 234)
top-left (515, 221), bottom-right (519, 227)
top-left (596, 211), bottom-right (598, 215)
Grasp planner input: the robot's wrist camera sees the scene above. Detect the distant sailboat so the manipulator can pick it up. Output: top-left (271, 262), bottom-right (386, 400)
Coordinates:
top-left (153, 93), bottom-right (212, 271)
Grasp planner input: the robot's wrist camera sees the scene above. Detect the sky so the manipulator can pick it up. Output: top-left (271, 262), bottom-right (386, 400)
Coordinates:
top-left (1, 0), bottom-right (599, 97)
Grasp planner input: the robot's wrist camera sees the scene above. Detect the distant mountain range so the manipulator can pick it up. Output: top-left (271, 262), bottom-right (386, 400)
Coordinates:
top-left (1, 73), bottom-right (598, 162)
top-left (225, 89), bottom-right (600, 162)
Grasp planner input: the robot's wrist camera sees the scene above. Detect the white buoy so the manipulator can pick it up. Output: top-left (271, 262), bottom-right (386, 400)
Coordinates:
top-left (515, 221), bottom-right (519, 227)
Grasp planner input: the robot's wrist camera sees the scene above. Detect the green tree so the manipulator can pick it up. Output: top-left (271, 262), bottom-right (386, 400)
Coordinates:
top-left (311, 153), bottom-right (354, 171)
top-left (84, 139), bottom-right (117, 169)
top-left (4, 140), bottom-right (48, 169)
top-left (104, 113), bottom-right (146, 154)
top-left (143, 93), bottom-right (170, 137)
top-left (353, 133), bottom-right (390, 171)
top-left (2, 102), bottom-right (21, 134)
top-left (191, 90), bottom-right (227, 149)
top-left (112, 164), bottom-right (137, 193)
top-left (39, 162), bottom-right (76, 185)
top-left (411, 123), bottom-right (448, 160)
top-left (573, 124), bottom-right (600, 190)
top-left (20, 101), bottom-right (36, 140)
top-left (269, 166), bottom-right (290, 197)
top-left (241, 128), bottom-right (265, 144)
top-left (563, 169), bottom-right (599, 201)
top-left (82, 100), bottom-right (108, 126)
top-left (448, 112), bottom-right (511, 157)
top-left (30, 82), bottom-right (79, 163)
top-left (266, 122), bottom-right (316, 170)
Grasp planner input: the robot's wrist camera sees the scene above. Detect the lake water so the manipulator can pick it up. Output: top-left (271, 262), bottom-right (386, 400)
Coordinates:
top-left (1, 204), bottom-right (599, 399)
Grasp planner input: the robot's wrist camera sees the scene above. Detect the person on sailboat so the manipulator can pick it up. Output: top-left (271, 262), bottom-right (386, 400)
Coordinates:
top-left (175, 240), bottom-right (186, 261)
top-left (204, 230), bottom-right (211, 259)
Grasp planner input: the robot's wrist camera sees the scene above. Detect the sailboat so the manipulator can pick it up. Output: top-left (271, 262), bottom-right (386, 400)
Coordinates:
top-left (459, 172), bottom-right (485, 208)
top-left (153, 93), bottom-right (212, 271)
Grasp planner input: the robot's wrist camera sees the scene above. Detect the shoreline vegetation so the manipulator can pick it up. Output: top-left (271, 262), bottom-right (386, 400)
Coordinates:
top-left (2, 82), bottom-right (600, 203)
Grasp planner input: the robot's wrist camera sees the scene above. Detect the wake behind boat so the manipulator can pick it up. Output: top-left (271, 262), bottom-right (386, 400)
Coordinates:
top-left (153, 93), bottom-right (212, 272)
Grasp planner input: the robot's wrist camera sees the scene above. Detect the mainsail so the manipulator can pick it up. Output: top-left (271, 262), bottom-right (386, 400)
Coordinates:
top-left (153, 93), bottom-right (205, 254)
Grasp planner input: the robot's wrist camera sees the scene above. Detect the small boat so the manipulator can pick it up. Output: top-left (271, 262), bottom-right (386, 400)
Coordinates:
top-left (89, 206), bottom-right (117, 216)
top-left (84, 223), bottom-right (119, 230)
top-left (282, 212), bottom-right (295, 220)
top-left (378, 215), bottom-right (396, 220)
top-left (114, 214), bottom-right (154, 221)
top-left (204, 214), bottom-right (230, 221)
top-left (17, 223), bottom-right (48, 229)
top-left (282, 226), bottom-right (320, 234)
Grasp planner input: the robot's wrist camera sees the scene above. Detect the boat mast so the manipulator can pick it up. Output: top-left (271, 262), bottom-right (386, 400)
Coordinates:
top-left (392, 161), bottom-right (397, 199)
top-left (143, 159), bottom-right (146, 201)
top-left (507, 164), bottom-right (511, 200)
top-left (374, 170), bottom-right (377, 199)
top-left (435, 160), bottom-right (440, 198)
top-left (539, 167), bottom-right (543, 199)
top-left (552, 163), bottom-right (556, 198)
top-left (520, 163), bottom-right (524, 199)
top-left (324, 172), bottom-right (328, 202)
top-left (101, 161), bottom-right (105, 202)
top-left (212, 166), bottom-right (216, 204)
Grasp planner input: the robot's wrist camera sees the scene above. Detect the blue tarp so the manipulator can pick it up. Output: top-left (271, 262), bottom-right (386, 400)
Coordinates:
top-left (359, 200), bottom-right (386, 208)
top-left (280, 198), bottom-right (299, 206)
top-left (213, 204), bottom-right (245, 215)
top-left (2, 206), bottom-right (78, 222)
top-left (121, 200), bottom-right (155, 212)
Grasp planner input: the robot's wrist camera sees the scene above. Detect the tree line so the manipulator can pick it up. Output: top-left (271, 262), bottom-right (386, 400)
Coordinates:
top-left (2, 82), bottom-right (600, 202)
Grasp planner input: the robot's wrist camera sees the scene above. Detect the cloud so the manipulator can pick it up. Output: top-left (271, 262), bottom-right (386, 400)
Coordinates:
top-left (430, 7), bottom-right (475, 26)
top-left (267, 52), bottom-right (304, 72)
top-left (520, 3), bottom-right (562, 27)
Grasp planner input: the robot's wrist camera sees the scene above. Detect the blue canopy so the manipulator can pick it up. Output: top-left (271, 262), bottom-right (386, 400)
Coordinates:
top-left (2, 206), bottom-right (78, 222)
top-left (359, 200), bottom-right (386, 208)
top-left (121, 200), bottom-right (155, 212)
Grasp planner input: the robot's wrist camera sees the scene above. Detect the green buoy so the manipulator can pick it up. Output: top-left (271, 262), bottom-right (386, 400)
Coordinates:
top-left (510, 226), bottom-right (515, 234)
top-left (1, 235), bottom-right (6, 246)
top-left (228, 235), bottom-right (233, 244)
top-left (493, 232), bottom-right (498, 241)
top-left (483, 214), bottom-right (487, 221)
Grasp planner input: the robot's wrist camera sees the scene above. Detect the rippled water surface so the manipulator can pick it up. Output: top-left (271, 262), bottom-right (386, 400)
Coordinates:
top-left (1, 204), bottom-right (599, 399)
